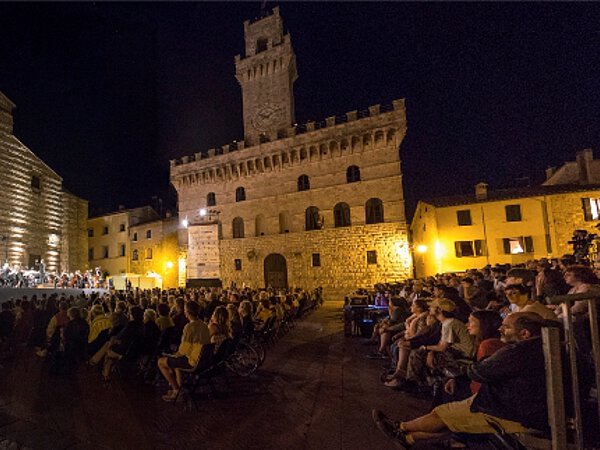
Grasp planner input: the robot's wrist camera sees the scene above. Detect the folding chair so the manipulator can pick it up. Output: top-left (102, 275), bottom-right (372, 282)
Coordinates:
top-left (174, 343), bottom-right (215, 411)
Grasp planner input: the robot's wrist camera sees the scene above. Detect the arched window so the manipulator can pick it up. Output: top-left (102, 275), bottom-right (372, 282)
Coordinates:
top-left (334, 202), bottom-right (351, 227)
top-left (235, 187), bottom-right (246, 202)
top-left (346, 165), bottom-right (361, 183)
top-left (255, 214), bottom-right (265, 236)
top-left (132, 250), bottom-right (139, 261)
top-left (232, 217), bottom-right (245, 238)
top-left (279, 211), bottom-right (290, 233)
top-left (256, 37), bottom-right (268, 53)
top-left (305, 206), bottom-right (321, 231)
top-left (365, 198), bottom-right (384, 224)
top-left (207, 192), bottom-right (216, 206)
top-left (297, 174), bottom-right (310, 191)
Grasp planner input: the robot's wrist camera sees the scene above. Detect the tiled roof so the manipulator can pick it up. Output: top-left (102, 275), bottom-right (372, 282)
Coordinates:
top-left (422, 184), bottom-right (600, 207)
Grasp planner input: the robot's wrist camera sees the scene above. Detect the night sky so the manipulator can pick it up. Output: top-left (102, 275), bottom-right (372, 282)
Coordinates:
top-left (1, 2), bottom-right (599, 218)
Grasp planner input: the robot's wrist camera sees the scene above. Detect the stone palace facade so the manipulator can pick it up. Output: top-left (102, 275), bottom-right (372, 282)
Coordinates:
top-left (170, 8), bottom-right (411, 298)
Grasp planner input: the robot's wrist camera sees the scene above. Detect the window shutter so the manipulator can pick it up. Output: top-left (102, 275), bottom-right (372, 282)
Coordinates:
top-left (474, 240), bottom-right (485, 256)
top-left (582, 198), bottom-right (592, 221)
top-left (503, 238), bottom-right (511, 254)
top-left (454, 241), bottom-right (462, 257)
top-left (524, 236), bottom-right (534, 253)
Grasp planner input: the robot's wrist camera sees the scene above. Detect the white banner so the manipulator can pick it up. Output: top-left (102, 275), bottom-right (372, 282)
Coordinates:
top-left (187, 224), bottom-right (220, 279)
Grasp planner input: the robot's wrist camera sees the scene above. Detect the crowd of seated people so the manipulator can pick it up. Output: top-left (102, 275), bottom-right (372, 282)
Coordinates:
top-left (0, 285), bottom-right (322, 401)
top-left (364, 257), bottom-right (599, 448)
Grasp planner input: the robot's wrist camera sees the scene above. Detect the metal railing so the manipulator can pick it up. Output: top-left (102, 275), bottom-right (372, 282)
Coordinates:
top-left (543, 293), bottom-right (600, 450)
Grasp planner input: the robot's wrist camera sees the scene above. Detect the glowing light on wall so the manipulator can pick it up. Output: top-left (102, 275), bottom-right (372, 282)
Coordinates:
top-left (434, 241), bottom-right (445, 259)
top-left (199, 208), bottom-right (207, 217)
top-left (416, 244), bottom-right (428, 254)
top-left (181, 218), bottom-right (189, 228)
top-left (166, 261), bottom-right (174, 270)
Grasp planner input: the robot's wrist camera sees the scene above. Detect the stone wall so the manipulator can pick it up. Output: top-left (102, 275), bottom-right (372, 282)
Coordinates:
top-left (61, 191), bottom-right (88, 272)
top-left (219, 222), bottom-right (411, 300)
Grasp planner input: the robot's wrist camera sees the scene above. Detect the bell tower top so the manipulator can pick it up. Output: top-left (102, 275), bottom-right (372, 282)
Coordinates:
top-left (243, 6), bottom-right (285, 58)
top-left (235, 7), bottom-right (298, 146)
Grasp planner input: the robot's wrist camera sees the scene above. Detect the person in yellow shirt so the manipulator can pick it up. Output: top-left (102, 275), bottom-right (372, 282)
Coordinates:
top-left (157, 301), bottom-right (210, 402)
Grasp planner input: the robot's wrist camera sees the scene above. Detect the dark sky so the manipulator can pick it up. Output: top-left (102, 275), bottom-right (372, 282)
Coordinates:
top-left (1, 2), bottom-right (599, 218)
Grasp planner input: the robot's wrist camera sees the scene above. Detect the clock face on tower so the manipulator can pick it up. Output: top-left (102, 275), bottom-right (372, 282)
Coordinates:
top-left (252, 103), bottom-right (283, 132)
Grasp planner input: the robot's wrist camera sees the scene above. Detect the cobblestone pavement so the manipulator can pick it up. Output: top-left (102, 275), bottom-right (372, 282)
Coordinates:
top-left (0, 303), bottom-right (428, 449)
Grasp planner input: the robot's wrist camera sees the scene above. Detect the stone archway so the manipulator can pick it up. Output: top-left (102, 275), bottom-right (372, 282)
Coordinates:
top-left (264, 253), bottom-right (288, 289)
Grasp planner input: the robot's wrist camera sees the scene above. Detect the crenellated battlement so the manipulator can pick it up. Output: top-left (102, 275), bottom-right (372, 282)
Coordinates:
top-left (170, 99), bottom-right (406, 182)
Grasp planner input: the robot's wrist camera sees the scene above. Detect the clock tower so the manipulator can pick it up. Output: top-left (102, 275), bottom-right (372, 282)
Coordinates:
top-left (235, 7), bottom-right (298, 146)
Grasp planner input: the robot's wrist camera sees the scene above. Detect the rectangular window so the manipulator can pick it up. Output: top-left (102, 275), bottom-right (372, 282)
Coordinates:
top-left (582, 198), bottom-right (600, 221)
top-left (474, 239), bottom-right (486, 256)
top-left (102, 226), bottom-right (109, 235)
top-left (132, 232), bottom-right (138, 242)
top-left (505, 204), bottom-right (522, 222)
top-left (366, 250), bottom-right (378, 265)
top-left (146, 248), bottom-right (153, 259)
top-left (502, 236), bottom-right (534, 254)
top-left (88, 248), bottom-right (94, 261)
top-left (119, 223), bottom-right (126, 232)
top-left (454, 241), bottom-right (475, 257)
top-left (456, 209), bottom-right (472, 226)
top-left (119, 244), bottom-right (126, 257)
top-left (102, 246), bottom-right (109, 258)
top-left (87, 228), bottom-right (94, 238)
top-left (234, 259), bottom-right (242, 271)
top-left (146, 230), bottom-right (152, 239)
top-left (31, 175), bottom-right (41, 190)
top-left (312, 253), bottom-right (321, 267)
top-left (132, 250), bottom-right (139, 261)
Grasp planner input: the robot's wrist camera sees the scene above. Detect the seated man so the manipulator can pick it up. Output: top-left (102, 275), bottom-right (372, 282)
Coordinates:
top-left (372, 312), bottom-right (553, 448)
top-left (157, 301), bottom-right (210, 402)
top-left (504, 283), bottom-right (560, 322)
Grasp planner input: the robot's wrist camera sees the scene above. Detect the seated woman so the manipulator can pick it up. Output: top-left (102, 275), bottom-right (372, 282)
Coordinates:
top-left (226, 304), bottom-right (243, 342)
top-left (209, 306), bottom-right (231, 353)
top-left (89, 306), bottom-right (145, 381)
top-left (238, 301), bottom-right (255, 338)
top-left (384, 299), bottom-right (433, 387)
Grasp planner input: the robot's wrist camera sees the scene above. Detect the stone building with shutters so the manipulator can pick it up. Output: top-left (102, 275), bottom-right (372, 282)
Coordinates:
top-left (170, 7), bottom-right (411, 299)
top-left (0, 91), bottom-right (88, 273)
top-left (411, 149), bottom-right (600, 277)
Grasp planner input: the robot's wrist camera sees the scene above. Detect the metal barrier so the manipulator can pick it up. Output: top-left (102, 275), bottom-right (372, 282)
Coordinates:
top-left (543, 293), bottom-right (600, 450)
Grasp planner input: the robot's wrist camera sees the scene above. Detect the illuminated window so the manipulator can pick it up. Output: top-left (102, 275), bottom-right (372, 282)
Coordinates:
top-left (505, 204), bottom-right (522, 222)
top-left (454, 240), bottom-right (486, 257)
top-left (367, 250), bottom-right (378, 265)
top-left (456, 210), bottom-right (472, 226)
top-left (582, 198), bottom-right (600, 221)
top-left (502, 236), bottom-right (534, 255)
top-left (233, 217), bottom-right (244, 238)
top-left (207, 192), bottom-right (216, 206)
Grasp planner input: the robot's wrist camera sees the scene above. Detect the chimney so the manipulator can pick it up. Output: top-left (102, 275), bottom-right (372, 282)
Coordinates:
top-left (545, 166), bottom-right (556, 181)
top-left (475, 182), bottom-right (488, 200)
top-left (576, 148), bottom-right (593, 184)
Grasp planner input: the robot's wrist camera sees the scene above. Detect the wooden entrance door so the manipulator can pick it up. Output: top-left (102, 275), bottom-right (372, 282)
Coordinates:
top-left (263, 253), bottom-right (288, 289)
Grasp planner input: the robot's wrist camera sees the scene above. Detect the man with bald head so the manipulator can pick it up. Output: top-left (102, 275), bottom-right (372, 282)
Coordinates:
top-left (373, 312), bottom-right (554, 448)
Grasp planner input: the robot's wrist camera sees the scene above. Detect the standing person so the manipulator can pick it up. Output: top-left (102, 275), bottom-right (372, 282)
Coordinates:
top-left (157, 301), bottom-right (210, 402)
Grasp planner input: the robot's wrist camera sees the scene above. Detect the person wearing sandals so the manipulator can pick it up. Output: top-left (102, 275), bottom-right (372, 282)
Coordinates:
top-left (372, 312), bottom-right (553, 448)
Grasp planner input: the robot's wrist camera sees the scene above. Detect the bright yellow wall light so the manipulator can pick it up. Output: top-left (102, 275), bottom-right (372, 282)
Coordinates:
top-left (416, 244), bottom-right (428, 254)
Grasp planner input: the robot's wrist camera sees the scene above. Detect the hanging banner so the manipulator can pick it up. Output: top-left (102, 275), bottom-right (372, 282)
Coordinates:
top-left (187, 224), bottom-right (220, 279)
